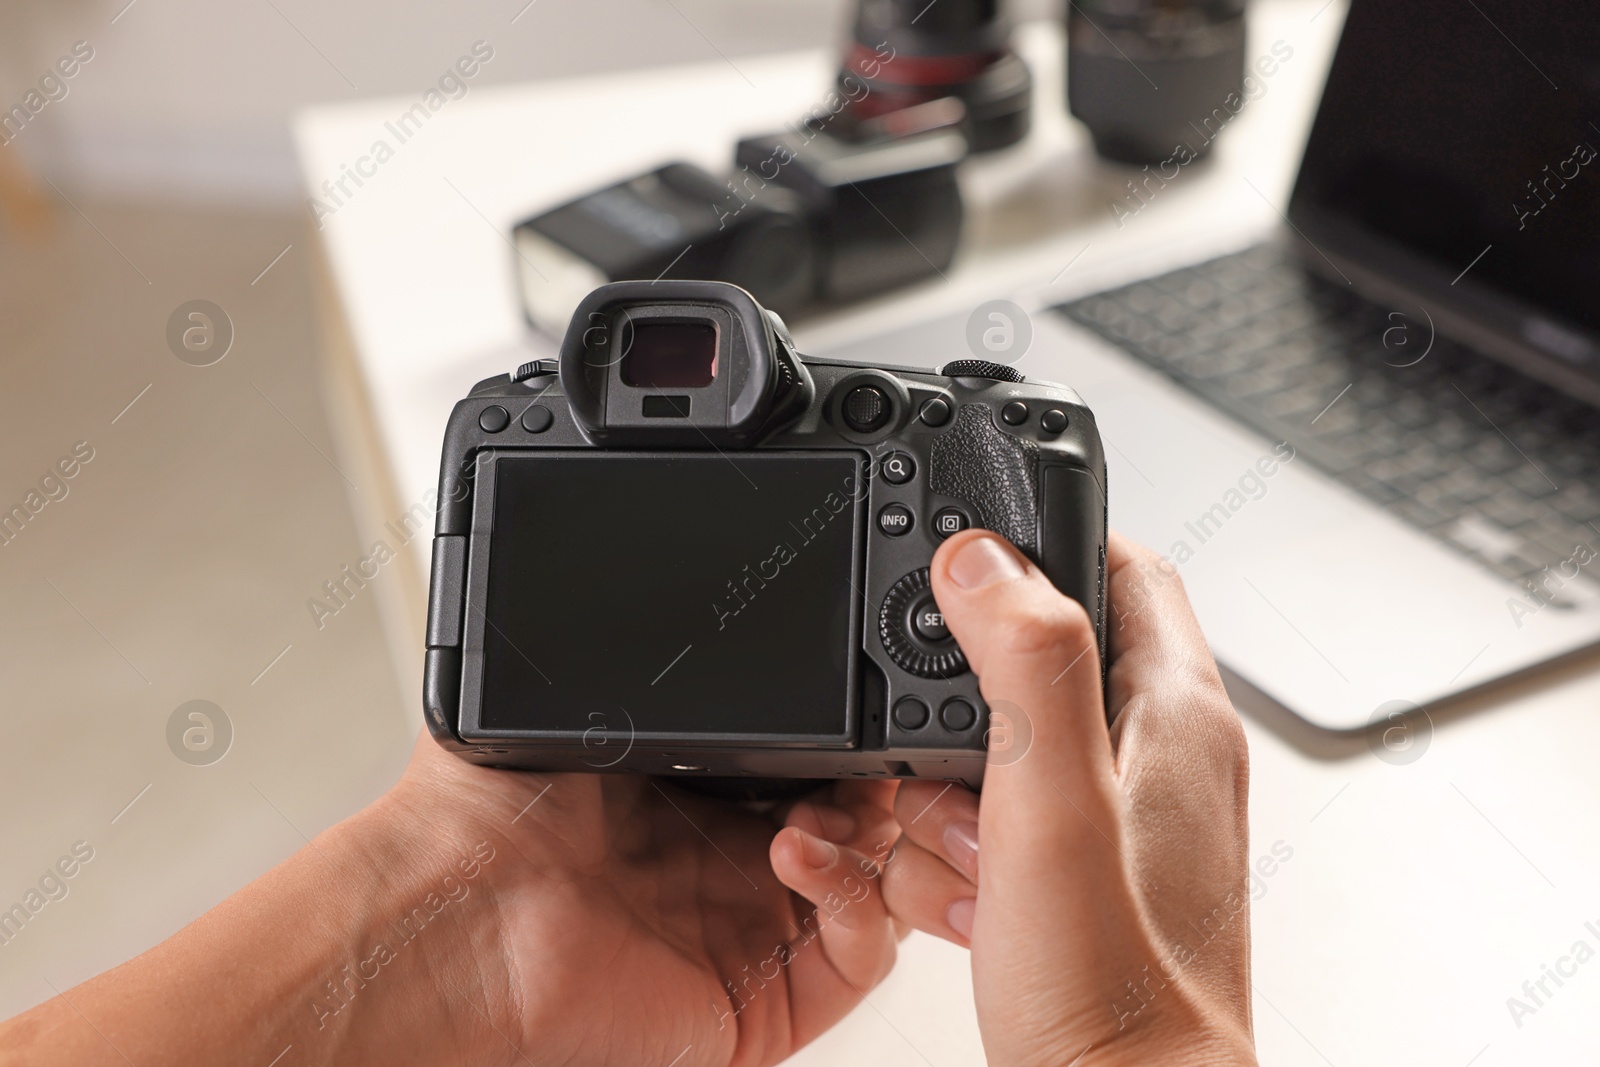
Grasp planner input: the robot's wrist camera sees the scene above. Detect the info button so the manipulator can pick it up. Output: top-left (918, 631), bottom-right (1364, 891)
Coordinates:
top-left (877, 504), bottom-right (914, 537)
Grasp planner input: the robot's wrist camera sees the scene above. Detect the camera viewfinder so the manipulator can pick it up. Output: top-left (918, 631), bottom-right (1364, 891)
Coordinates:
top-left (621, 320), bottom-right (718, 388)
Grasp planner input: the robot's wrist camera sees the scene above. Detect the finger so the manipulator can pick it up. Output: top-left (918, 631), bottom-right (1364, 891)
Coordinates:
top-left (830, 781), bottom-right (901, 856)
top-left (1101, 530), bottom-right (1246, 813)
top-left (784, 801), bottom-right (859, 843)
top-left (892, 780), bottom-right (981, 884)
top-left (784, 799), bottom-right (902, 857)
top-left (878, 836), bottom-right (977, 946)
top-left (929, 531), bottom-right (1149, 951)
top-left (770, 829), bottom-right (892, 938)
top-left (784, 780), bottom-right (902, 863)
top-left (830, 778), bottom-right (899, 816)
top-left (929, 531), bottom-right (1118, 827)
top-left (1102, 530), bottom-right (1229, 717)
top-left (770, 828), bottom-right (898, 1042)
top-left (773, 780), bottom-right (896, 837)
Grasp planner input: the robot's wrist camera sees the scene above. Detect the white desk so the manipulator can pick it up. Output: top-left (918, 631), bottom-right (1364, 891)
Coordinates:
top-left (295, 5), bottom-right (1600, 1063)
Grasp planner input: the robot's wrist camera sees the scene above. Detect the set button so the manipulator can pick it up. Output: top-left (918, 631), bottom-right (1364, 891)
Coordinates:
top-left (877, 503), bottom-right (914, 537)
top-left (902, 588), bottom-right (954, 649)
top-left (911, 598), bottom-right (949, 641)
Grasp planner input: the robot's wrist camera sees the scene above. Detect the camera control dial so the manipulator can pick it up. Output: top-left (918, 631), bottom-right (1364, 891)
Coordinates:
top-left (939, 359), bottom-right (1025, 382)
top-left (879, 569), bottom-right (969, 678)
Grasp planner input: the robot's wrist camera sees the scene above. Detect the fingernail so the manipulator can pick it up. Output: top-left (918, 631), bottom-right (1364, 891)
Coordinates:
top-left (798, 831), bottom-right (838, 870)
top-left (948, 537), bottom-right (1027, 589)
top-left (947, 897), bottom-right (976, 940)
top-left (942, 820), bottom-right (980, 881)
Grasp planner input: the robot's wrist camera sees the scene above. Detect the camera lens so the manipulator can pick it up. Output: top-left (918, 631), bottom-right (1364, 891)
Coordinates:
top-left (1067, 0), bottom-right (1246, 165)
top-left (839, 0), bottom-right (1031, 153)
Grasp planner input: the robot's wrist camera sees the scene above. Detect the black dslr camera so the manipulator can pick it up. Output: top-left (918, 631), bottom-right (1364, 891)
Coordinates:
top-left (423, 281), bottom-right (1106, 792)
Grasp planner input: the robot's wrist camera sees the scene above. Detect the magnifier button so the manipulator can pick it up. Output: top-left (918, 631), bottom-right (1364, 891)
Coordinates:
top-left (881, 451), bottom-right (916, 485)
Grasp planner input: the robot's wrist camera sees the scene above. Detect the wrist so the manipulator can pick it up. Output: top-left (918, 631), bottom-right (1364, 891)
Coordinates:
top-left (325, 790), bottom-right (519, 1067)
top-left (1080, 1010), bottom-right (1256, 1067)
top-left (0, 781), bottom-right (522, 1067)
top-left (991, 990), bottom-right (1254, 1067)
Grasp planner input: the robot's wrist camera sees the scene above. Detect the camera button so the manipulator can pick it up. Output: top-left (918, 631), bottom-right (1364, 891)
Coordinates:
top-left (893, 697), bottom-right (930, 730)
top-left (918, 396), bottom-right (952, 427)
top-left (880, 451), bottom-right (916, 485)
top-left (911, 598), bottom-right (950, 642)
top-left (843, 384), bottom-right (891, 432)
top-left (1001, 400), bottom-right (1029, 426)
top-left (940, 698), bottom-right (977, 732)
top-left (1040, 407), bottom-right (1069, 434)
top-left (880, 569), bottom-right (969, 678)
top-left (520, 405), bottom-right (554, 433)
top-left (877, 503), bottom-right (914, 537)
top-left (479, 405), bottom-right (511, 433)
top-left (933, 507), bottom-right (970, 538)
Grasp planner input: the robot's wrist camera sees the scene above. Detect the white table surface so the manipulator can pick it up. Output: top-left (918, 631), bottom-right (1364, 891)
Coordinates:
top-left (295, 5), bottom-right (1600, 1063)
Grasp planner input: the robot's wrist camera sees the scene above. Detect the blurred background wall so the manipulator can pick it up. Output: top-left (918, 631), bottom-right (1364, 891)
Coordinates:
top-left (0, 0), bottom-right (943, 206)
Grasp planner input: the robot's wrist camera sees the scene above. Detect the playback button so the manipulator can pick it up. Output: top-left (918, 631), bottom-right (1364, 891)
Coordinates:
top-left (877, 503), bottom-right (914, 537)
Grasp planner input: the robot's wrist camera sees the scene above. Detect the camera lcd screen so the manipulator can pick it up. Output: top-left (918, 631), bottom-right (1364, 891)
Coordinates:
top-left (475, 453), bottom-right (862, 738)
top-left (621, 321), bottom-right (718, 387)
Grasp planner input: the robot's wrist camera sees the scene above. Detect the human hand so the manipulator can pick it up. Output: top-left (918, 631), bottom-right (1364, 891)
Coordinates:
top-left (0, 735), bottom-right (902, 1067)
top-left (881, 530), bottom-right (1256, 1066)
top-left (382, 737), bottom-right (904, 1067)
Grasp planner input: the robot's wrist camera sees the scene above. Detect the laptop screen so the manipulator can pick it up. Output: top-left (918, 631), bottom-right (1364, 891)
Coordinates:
top-left (1290, 0), bottom-right (1600, 367)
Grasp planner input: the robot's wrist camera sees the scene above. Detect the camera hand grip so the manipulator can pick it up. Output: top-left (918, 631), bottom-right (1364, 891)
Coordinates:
top-left (929, 403), bottom-right (1041, 555)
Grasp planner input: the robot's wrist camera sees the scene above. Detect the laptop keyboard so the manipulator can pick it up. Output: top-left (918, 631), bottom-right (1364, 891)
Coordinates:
top-left (1055, 243), bottom-right (1600, 600)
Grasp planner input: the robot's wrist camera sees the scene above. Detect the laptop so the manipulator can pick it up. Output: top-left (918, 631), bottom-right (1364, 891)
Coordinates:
top-left (826, 0), bottom-right (1600, 731)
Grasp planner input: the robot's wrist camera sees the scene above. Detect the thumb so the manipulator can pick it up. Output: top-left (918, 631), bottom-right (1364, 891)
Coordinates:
top-left (929, 531), bottom-right (1127, 879)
